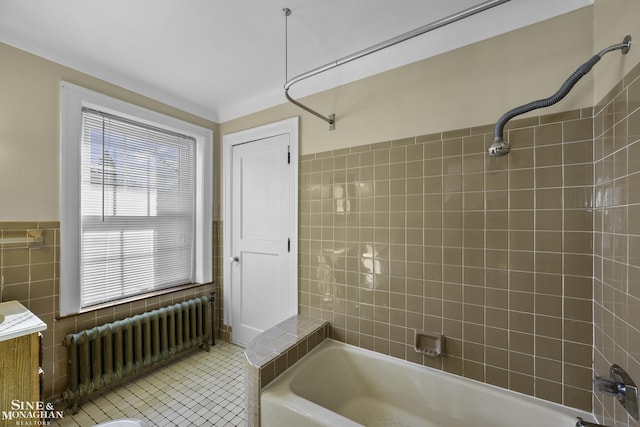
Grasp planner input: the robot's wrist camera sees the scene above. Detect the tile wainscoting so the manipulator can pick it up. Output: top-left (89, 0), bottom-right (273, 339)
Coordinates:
top-left (0, 221), bottom-right (221, 401)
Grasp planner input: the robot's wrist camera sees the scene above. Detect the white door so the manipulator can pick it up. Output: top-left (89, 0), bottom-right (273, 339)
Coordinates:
top-left (223, 118), bottom-right (298, 347)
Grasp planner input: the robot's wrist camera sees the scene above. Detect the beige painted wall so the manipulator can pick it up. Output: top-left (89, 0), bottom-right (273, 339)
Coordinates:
top-left (220, 6), bottom-right (596, 156)
top-left (0, 42), bottom-right (217, 221)
top-left (2, 0), bottom-right (638, 221)
top-left (594, 0), bottom-right (640, 103)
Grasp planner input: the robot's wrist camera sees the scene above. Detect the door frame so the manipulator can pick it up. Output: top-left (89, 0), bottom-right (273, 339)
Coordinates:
top-left (222, 117), bottom-right (299, 333)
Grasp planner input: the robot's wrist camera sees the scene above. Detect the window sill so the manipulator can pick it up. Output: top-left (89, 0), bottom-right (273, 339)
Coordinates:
top-left (56, 281), bottom-right (214, 320)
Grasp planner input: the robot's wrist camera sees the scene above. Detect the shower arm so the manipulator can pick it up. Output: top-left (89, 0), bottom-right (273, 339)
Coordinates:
top-left (489, 35), bottom-right (632, 157)
top-left (283, 0), bottom-right (512, 130)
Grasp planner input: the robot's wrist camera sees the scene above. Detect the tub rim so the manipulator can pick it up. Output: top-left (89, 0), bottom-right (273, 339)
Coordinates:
top-left (261, 338), bottom-right (598, 426)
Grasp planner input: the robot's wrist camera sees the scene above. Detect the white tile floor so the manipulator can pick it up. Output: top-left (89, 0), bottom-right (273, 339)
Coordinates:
top-left (52, 341), bottom-right (246, 427)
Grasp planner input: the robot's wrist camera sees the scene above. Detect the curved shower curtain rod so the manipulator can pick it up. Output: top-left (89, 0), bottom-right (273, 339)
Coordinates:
top-left (283, 0), bottom-right (512, 130)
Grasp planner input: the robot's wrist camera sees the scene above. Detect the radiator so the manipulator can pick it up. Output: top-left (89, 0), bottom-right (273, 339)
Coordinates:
top-left (62, 296), bottom-right (210, 412)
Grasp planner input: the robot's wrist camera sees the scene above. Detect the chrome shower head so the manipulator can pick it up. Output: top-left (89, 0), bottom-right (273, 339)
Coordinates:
top-left (489, 35), bottom-right (631, 158)
top-left (488, 137), bottom-right (511, 157)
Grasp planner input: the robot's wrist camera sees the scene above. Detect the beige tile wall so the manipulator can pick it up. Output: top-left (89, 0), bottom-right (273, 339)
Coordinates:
top-left (299, 109), bottom-right (595, 411)
top-left (0, 221), bottom-right (217, 401)
top-left (213, 220), bottom-right (232, 342)
top-left (593, 62), bottom-right (640, 426)
top-left (6, 61), bottom-right (639, 416)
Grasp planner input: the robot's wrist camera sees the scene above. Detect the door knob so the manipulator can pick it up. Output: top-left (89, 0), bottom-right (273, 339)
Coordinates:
top-left (231, 256), bottom-right (240, 263)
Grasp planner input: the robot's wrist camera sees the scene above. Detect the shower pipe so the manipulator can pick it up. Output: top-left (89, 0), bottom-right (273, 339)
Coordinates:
top-left (283, 0), bottom-right (512, 130)
top-left (489, 35), bottom-right (632, 158)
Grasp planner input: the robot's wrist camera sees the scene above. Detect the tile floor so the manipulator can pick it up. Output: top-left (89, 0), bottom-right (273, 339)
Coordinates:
top-left (52, 341), bottom-right (246, 427)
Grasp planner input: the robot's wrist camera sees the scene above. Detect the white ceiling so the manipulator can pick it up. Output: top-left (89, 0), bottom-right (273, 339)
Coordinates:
top-left (0, 0), bottom-right (593, 123)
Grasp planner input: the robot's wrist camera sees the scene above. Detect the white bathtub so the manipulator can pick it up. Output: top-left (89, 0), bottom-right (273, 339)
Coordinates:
top-left (261, 339), bottom-right (598, 427)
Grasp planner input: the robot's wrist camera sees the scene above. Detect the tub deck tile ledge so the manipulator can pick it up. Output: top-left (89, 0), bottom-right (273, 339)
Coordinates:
top-left (243, 315), bottom-right (329, 427)
top-left (244, 315), bottom-right (328, 368)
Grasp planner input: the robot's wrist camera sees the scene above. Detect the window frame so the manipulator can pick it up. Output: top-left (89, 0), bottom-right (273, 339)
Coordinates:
top-left (60, 81), bottom-right (213, 316)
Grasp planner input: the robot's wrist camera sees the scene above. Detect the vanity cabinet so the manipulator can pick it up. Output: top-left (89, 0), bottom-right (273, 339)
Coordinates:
top-left (0, 332), bottom-right (40, 406)
top-left (0, 301), bottom-right (47, 426)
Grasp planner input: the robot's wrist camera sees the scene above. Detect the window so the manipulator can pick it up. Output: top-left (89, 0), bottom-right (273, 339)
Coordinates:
top-left (60, 82), bottom-right (212, 316)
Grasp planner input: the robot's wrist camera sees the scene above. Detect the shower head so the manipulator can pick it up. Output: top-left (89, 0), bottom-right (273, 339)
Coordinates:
top-left (488, 138), bottom-right (511, 157)
top-left (489, 35), bottom-right (632, 158)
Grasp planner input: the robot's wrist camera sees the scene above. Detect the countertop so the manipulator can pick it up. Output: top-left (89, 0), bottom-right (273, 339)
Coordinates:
top-left (0, 300), bottom-right (47, 342)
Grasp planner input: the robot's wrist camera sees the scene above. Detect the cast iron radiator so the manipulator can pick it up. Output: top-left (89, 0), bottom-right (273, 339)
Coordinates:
top-left (62, 296), bottom-right (210, 412)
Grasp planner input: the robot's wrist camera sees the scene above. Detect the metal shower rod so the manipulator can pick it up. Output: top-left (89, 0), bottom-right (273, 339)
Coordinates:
top-left (283, 0), bottom-right (512, 130)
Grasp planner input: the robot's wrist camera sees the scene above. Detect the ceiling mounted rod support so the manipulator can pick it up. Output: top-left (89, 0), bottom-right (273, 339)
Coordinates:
top-left (282, 0), bottom-right (511, 131)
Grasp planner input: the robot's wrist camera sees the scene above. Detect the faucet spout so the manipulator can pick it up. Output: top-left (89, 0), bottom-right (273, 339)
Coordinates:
top-left (576, 417), bottom-right (612, 427)
top-left (594, 376), bottom-right (625, 397)
top-left (593, 364), bottom-right (640, 421)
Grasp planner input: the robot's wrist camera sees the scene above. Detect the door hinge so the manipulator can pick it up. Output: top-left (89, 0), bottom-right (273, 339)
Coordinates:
top-left (287, 238), bottom-right (291, 252)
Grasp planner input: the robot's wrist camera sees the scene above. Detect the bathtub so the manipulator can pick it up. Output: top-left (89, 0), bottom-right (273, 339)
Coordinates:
top-left (261, 339), bottom-right (598, 427)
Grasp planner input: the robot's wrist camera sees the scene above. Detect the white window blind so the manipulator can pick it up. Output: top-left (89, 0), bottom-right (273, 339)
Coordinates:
top-left (80, 108), bottom-right (196, 308)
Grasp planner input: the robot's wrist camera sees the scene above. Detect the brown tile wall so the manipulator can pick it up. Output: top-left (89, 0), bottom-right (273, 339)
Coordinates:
top-left (7, 61), bottom-right (640, 417)
top-left (299, 109), bottom-right (595, 411)
top-left (213, 220), bottom-right (232, 342)
top-left (593, 62), bottom-right (640, 426)
top-left (0, 221), bottom-right (218, 402)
